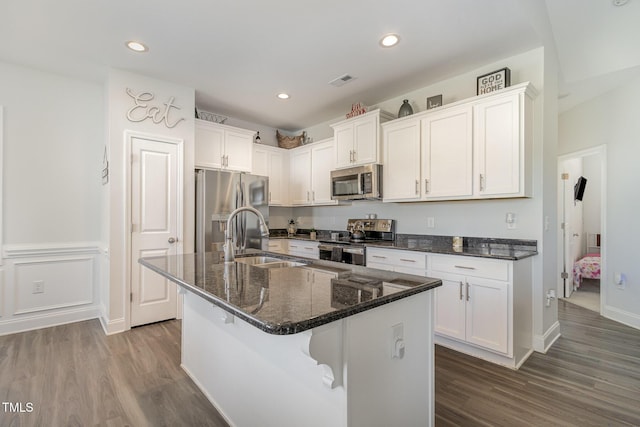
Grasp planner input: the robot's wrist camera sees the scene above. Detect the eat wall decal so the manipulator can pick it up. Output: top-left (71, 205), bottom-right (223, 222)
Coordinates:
top-left (125, 88), bottom-right (185, 128)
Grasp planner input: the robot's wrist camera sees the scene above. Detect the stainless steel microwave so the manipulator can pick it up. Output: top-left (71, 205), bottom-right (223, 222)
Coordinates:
top-left (330, 164), bottom-right (382, 201)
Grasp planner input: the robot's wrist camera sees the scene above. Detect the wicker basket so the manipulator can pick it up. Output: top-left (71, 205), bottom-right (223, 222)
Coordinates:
top-left (276, 130), bottom-right (304, 149)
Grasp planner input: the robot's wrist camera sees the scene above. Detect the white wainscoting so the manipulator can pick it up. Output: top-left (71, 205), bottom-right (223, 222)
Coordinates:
top-left (0, 242), bottom-right (102, 336)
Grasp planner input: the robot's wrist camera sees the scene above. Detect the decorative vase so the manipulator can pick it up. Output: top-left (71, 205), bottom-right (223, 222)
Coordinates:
top-left (398, 99), bottom-right (413, 117)
top-left (310, 231), bottom-right (317, 240)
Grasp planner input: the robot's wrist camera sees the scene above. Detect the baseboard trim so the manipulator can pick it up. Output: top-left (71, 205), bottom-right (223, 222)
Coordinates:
top-left (0, 305), bottom-right (100, 336)
top-left (99, 312), bottom-right (127, 335)
top-left (603, 305), bottom-right (640, 330)
top-left (533, 320), bottom-right (561, 353)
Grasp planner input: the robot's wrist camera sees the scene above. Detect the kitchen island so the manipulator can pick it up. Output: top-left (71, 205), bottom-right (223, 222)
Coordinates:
top-left (140, 251), bottom-right (441, 427)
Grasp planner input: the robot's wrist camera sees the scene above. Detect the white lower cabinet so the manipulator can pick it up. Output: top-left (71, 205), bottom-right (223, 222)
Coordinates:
top-left (286, 239), bottom-right (320, 259)
top-left (428, 253), bottom-right (532, 369)
top-left (266, 239), bottom-right (287, 254)
top-left (366, 247), bottom-right (427, 276)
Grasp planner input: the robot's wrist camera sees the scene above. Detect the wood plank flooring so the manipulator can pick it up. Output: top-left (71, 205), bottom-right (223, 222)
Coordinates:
top-left (1, 299), bottom-right (639, 426)
top-left (436, 299), bottom-right (640, 426)
top-left (0, 320), bottom-right (228, 427)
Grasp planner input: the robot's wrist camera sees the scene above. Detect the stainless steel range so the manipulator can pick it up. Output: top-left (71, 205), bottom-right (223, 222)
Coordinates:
top-left (318, 219), bottom-right (395, 266)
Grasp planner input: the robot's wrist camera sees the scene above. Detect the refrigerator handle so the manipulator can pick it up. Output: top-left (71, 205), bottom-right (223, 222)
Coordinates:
top-left (195, 170), bottom-right (205, 253)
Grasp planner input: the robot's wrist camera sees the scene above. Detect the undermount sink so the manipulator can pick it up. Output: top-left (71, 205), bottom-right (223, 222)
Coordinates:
top-left (235, 256), bottom-right (281, 265)
top-left (255, 261), bottom-right (305, 269)
top-left (235, 256), bottom-right (306, 269)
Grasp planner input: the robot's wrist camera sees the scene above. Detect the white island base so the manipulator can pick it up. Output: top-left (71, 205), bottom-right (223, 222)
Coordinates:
top-left (181, 290), bottom-right (435, 427)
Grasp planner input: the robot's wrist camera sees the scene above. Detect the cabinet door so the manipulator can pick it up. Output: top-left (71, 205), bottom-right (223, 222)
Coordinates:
top-left (465, 276), bottom-right (509, 355)
top-left (252, 146), bottom-right (269, 176)
top-left (474, 93), bottom-right (520, 197)
top-left (334, 125), bottom-right (354, 168)
top-left (195, 122), bottom-right (224, 169)
top-left (433, 272), bottom-right (467, 342)
top-left (224, 129), bottom-right (253, 172)
top-left (310, 141), bottom-right (337, 205)
top-left (290, 147), bottom-right (312, 205)
top-left (352, 115), bottom-right (378, 165)
top-left (422, 106), bottom-right (473, 199)
top-left (268, 150), bottom-right (287, 205)
top-left (382, 119), bottom-right (421, 201)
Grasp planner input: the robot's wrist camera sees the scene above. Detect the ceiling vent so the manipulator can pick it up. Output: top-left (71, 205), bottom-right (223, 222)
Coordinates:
top-left (329, 74), bottom-right (356, 87)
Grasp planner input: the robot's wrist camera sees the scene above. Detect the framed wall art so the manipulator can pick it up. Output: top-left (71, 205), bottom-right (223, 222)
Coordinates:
top-left (426, 95), bottom-right (443, 110)
top-left (477, 67), bottom-right (511, 95)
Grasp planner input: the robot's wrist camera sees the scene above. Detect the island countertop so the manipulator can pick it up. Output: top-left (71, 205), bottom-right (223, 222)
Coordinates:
top-left (139, 251), bottom-right (441, 335)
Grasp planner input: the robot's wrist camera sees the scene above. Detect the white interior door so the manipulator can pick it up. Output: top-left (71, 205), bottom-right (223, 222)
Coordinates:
top-left (130, 135), bottom-right (181, 327)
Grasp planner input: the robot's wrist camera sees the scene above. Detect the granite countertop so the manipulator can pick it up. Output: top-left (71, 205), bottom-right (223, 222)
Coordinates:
top-left (139, 251), bottom-right (441, 336)
top-left (365, 241), bottom-right (537, 260)
top-left (271, 233), bottom-right (538, 260)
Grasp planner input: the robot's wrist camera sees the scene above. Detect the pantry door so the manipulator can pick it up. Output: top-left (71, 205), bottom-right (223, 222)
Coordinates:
top-left (130, 133), bottom-right (183, 327)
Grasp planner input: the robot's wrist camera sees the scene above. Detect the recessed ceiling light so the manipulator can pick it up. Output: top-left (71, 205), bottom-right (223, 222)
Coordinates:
top-left (380, 34), bottom-right (400, 48)
top-left (277, 93), bottom-right (290, 100)
top-left (126, 41), bottom-right (148, 52)
top-left (613, 0), bottom-right (629, 5)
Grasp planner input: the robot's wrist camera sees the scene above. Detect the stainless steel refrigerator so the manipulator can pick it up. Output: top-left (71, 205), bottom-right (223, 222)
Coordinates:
top-left (195, 169), bottom-right (269, 253)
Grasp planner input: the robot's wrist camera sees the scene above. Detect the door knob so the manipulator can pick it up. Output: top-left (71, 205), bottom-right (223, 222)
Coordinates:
top-left (168, 237), bottom-right (176, 244)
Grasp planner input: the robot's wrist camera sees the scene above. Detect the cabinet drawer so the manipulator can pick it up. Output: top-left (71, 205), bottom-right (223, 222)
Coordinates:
top-left (429, 255), bottom-right (509, 281)
top-left (366, 248), bottom-right (427, 270)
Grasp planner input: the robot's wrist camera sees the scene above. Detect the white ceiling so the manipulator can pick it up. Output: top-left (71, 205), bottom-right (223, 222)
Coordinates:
top-left (1, 0), bottom-right (639, 130)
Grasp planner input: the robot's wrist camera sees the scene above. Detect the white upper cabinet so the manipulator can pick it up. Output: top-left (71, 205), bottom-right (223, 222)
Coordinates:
top-left (421, 105), bottom-right (473, 199)
top-left (253, 144), bottom-right (289, 206)
top-left (289, 138), bottom-right (337, 206)
top-left (382, 119), bottom-right (422, 202)
top-left (382, 82), bottom-right (536, 202)
top-left (331, 109), bottom-right (394, 169)
top-left (195, 119), bottom-right (254, 172)
top-left (473, 87), bottom-right (534, 198)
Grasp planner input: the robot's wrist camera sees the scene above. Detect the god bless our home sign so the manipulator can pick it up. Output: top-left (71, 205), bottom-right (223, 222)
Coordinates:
top-left (477, 67), bottom-right (511, 95)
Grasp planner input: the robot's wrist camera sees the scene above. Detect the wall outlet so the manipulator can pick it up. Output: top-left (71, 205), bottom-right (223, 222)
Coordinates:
top-left (426, 217), bottom-right (435, 228)
top-left (506, 212), bottom-right (516, 229)
top-left (614, 273), bottom-right (626, 289)
top-left (33, 280), bottom-right (45, 294)
top-left (391, 323), bottom-right (404, 359)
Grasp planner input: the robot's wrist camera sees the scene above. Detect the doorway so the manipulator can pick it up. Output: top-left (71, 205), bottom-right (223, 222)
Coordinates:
top-left (557, 146), bottom-right (606, 314)
top-left (127, 131), bottom-right (184, 327)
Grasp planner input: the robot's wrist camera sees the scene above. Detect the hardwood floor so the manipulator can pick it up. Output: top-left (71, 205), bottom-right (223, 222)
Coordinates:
top-left (1, 300), bottom-right (639, 426)
top-left (436, 299), bottom-right (640, 426)
top-left (0, 320), bottom-right (229, 427)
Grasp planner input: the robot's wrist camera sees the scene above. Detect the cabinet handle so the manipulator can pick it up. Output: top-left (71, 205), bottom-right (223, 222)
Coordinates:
top-left (307, 191), bottom-right (310, 201)
top-left (372, 255), bottom-right (387, 259)
top-left (349, 150), bottom-right (353, 162)
top-left (415, 180), bottom-right (419, 195)
top-left (459, 281), bottom-right (464, 300)
top-left (454, 265), bottom-right (476, 270)
top-left (221, 155), bottom-right (225, 167)
top-left (225, 155), bottom-right (229, 167)
top-left (425, 179), bottom-right (430, 194)
top-left (312, 191), bottom-right (315, 201)
top-left (466, 282), bottom-right (470, 301)
top-left (269, 192), bottom-right (272, 203)
top-left (479, 174), bottom-right (485, 191)
top-left (400, 258), bottom-right (416, 263)
top-left (352, 150), bottom-right (356, 163)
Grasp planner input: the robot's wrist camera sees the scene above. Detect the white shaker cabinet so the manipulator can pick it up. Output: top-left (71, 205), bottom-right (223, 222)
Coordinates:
top-left (381, 118), bottom-right (422, 202)
top-left (428, 253), bottom-right (532, 369)
top-left (287, 239), bottom-right (320, 259)
top-left (331, 109), bottom-right (394, 169)
top-left (289, 139), bottom-right (337, 206)
top-left (366, 247), bottom-right (427, 276)
top-left (421, 105), bottom-right (473, 199)
top-left (253, 145), bottom-right (289, 206)
top-left (473, 85), bottom-right (534, 198)
top-left (195, 119), bottom-right (254, 172)
top-left (381, 82), bottom-right (536, 202)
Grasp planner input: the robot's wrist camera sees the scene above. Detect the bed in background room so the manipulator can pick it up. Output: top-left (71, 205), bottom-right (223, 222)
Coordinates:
top-left (572, 233), bottom-right (601, 288)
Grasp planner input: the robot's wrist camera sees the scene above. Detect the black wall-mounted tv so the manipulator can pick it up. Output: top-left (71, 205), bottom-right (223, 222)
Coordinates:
top-left (574, 176), bottom-right (587, 201)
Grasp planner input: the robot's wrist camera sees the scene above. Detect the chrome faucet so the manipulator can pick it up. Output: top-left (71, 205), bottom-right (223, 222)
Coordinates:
top-left (224, 206), bottom-right (270, 262)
